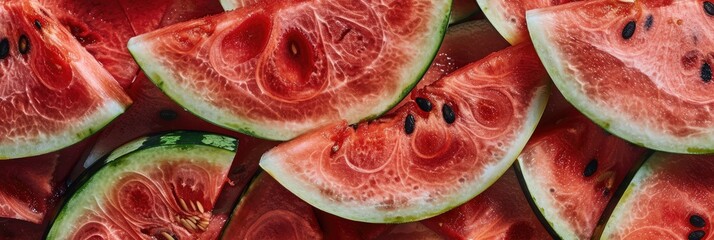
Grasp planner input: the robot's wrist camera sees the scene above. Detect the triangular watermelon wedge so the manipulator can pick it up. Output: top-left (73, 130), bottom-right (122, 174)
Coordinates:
top-left (528, 0), bottom-right (714, 153)
top-left (128, 0), bottom-right (450, 141)
top-left (0, 1), bottom-right (131, 159)
top-left (260, 43), bottom-right (550, 223)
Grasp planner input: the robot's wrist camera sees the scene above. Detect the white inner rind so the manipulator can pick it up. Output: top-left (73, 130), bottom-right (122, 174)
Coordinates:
top-left (527, 5), bottom-right (714, 154)
top-left (260, 85), bottom-right (550, 223)
top-left (47, 144), bottom-right (236, 240)
top-left (128, 1), bottom-right (451, 141)
top-left (476, 0), bottom-right (519, 44)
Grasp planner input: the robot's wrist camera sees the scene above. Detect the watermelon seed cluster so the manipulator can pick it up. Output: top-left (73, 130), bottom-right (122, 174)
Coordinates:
top-left (18, 34), bottom-right (29, 54)
top-left (0, 38), bottom-right (8, 59)
top-left (404, 114), bottom-right (416, 134)
top-left (442, 104), bottom-right (456, 124)
top-left (583, 159), bottom-right (598, 177)
top-left (33, 19), bottom-right (41, 31)
top-left (688, 215), bottom-right (707, 240)
top-left (621, 21), bottom-right (636, 40)
top-left (702, 63), bottom-right (712, 82)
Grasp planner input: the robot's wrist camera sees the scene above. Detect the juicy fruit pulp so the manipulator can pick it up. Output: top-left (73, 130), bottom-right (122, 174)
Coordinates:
top-left (221, 172), bottom-right (322, 239)
top-left (40, 0), bottom-right (138, 88)
top-left (260, 43), bottom-right (550, 223)
top-left (128, 0), bottom-right (451, 141)
top-left (0, 157), bottom-right (56, 224)
top-left (47, 132), bottom-right (237, 240)
top-left (477, 0), bottom-right (575, 44)
top-left (529, 0), bottom-right (714, 154)
top-left (517, 112), bottom-right (648, 239)
top-left (601, 153), bottom-right (714, 239)
top-left (0, 1), bottom-right (131, 159)
top-left (422, 168), bottom-right (550, 240)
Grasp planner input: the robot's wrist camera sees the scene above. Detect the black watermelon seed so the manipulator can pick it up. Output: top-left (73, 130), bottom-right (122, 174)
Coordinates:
top-left (705, 1), bottom-right (714, 16)
top-left (442, 104), bottom-right (456, 124)
top-left (34, 19), bottom-right (42, 30)
top-left (690, 215), bottom-right (707, 228)
top-left (622, 21), bottom-right (636, 40)
top-left (0, 38), bottom-right (9, 59)
top-left (18, 35), bottom-right (29, 54)
top-left (415, 97), bottom-right (432, 112)
top-left (404, 114), bottom-right (415, 135)
top-left (583, 159), bottom-right (598, 177)
top-left (159, 109), bottom-right (178, 121)
top-left (702, 62), bottom-right (712, 82)
top-left (644, 15), bottom-right (654, 30)
top-left (689, 230), bottom-right (706, 240)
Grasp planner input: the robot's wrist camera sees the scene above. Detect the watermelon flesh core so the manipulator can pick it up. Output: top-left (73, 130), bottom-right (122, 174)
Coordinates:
top-left (518, 112), bottom-right (647, 239)
top-left (222, 173), bottom-right (322, 239)
top-left (40, 0), bottom-right (138, 88)
top-left (422, 168), bottom-right (550, 240)
top-left (128, 0), bottom-right (450, 141)
top-left (602, 153), bottom-right (714, 239)
top-left (477, 0), bottom-right (576, 44)
top-left (48, 132), bottom-right (236, 240)
top-left (260, 43), bottom-right (549, 223)
top-left (0, 1), bottom-right (131, 159)
top-left (529, 0), bottom-right (714, 154)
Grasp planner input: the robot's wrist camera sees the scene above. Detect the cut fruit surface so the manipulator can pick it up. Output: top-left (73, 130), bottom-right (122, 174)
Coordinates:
top-left (422, 168), bottom-right (551, 240)
top-left (529, 0), bottom-right (714, 154)
top-left (129, 0), bottom-right (451, 140)
top-left (600, 153), bottom-right (714, 239)
top-left (477, 0), bottom-right (576, 44)
top-left (517, 111), bottom-right (648, 239)
top-left (0, 1), bottom-right (131, 159)
top-left (260, 43), bottom-right (550, 223)
top-left (221, 172), bottom-right (322, 239)
top-left (41, 0), bottom-right (139, 88)
top-left (0, 157), bottom-right (56, 224)
top-left (47, 132), bottom-right (237, 240)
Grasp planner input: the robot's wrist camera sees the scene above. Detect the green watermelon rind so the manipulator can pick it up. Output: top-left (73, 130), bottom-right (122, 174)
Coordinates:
top-left (0, 100), bottom-right (128, 160)
top-left (527, 8), bottom-right (714, 154)
top-left (476, 0), bottom-right (520, 45)
top-left (46, 131), bottom-right (237, 240)
top-left (128, 1), bottom-right (451, 141)
top-left (599, 153), bottom-right (661, 240)
top-left (260, 84), bottom-right (550, 223)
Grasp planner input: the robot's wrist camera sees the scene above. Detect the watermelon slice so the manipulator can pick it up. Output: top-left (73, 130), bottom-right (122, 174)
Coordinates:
top-left (517, 111), bottom-right (648, 239)
top-left (260, 43), bottom-right (550, 223)
top-left (528, 0), bottom-right (714, 154)
top-left (128, 0), bottom-right (451, 140)
top-left (119, 0), bottom-right (224, 35)
top-left (221, 172), bottom-right (322, 239)
top-left (421, 168), bottom-right (551, 239)
top-left (47, 132), bottom-right (237, 240)
top-left (0, 158), bottom-right (56, 224)
top-left (40, 0), bottom-right (138, 88)
top-left (600, 153), bottom-right (714, 239)
top-left (0, 1), bottom-right (131, 159)
top-left (476, 0), bottom-right (576, 44)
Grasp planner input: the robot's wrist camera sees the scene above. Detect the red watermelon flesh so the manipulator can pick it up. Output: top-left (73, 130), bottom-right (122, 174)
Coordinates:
top-left (0, 1), bottom-right (131, 159)
top-left (40, 0), bottom-right (138, 88)
top-left (221, 173), bottom-right (322, 239)
top-left (529, 0), bottom-right (714, 154)
top-left (315, 210), bottom-right (393, 240)
top-left (260, 43), bottom-right (550, 223)
top-left (119, 0), bottom-right (224, 35)
top-left (391, 19), bottom-right (509, 112)
top-left (518, 111), bottom-right (648, 239)
top-left (421, 168), bottom-right (550, 240)
top-left (601, 153), bottom-right (714, 239)
top-left (0, 158), bottom-right (56, 224)
top-left (476, 0), bottom-right (578, 44)
top-left (377, 222), bottom-right (443, 240)
top-left (129, 0), bottom-right (451, 141)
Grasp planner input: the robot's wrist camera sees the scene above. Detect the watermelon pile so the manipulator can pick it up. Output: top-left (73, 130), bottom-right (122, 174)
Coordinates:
top-left (1, 0), bottom-right (714, 239)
